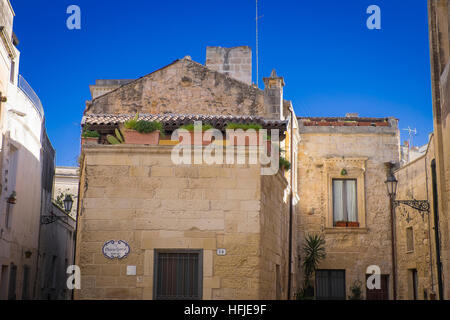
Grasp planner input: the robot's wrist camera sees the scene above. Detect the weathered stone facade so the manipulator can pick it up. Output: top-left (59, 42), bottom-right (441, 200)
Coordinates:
top-left (85, 57), bottom-right (268, 117)
top-left (428, 0), bottom-right (450, 299)
top-left (394, 136), bottom-right (441, 300)
top-left (75, 145), bottom-right (292, 300)
top-left (296, 116), bottom-right (400, 299)
top-left (205, 46), bottom-right (252, 86)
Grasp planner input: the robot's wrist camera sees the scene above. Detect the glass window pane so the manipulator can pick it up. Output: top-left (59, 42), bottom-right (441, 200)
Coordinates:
top-left (333, 180), bottom-right (344, 223)
top-left (345, 180), bottom-right (357, 222)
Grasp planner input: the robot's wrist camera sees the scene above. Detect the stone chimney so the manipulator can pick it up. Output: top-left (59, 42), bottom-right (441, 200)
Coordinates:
top-left (263, 69), bottom-right (285, 120)
top-left (205, 46), bottom-right (252, 85)
top-left (89, 79), bottom-right (134, 99)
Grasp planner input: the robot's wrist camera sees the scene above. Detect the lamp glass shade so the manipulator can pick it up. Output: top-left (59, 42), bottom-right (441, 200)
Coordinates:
top-left (63, 195), bottom-right (73, 213)
top-left (385, 174), bottom-right (398, 197)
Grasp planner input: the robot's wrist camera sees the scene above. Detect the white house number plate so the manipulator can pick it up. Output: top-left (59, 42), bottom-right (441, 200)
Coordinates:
top-left (217, 248), bottom-right (226, 256)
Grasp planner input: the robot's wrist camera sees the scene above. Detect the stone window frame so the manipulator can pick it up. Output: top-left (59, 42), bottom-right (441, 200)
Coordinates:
top-left (324, 158), bottom-right (367, 230)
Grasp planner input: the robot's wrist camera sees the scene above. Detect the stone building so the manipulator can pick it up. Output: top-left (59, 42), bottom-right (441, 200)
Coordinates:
top-left (0, 1), bottom-right (48, 298)
top-left (37, 203), bottom-right (76, 300)
top-left (296, 114), bottom-right (400, 300)
top-left (394, 135), bottom-right (442, 300)
top-left (0, 0), bottom-right (74, 300)
top-left (428, 0), bottom-right (450, 300)
top-left (53, 166), bottom-right (79, 219)
top-left (75, 46), bottom-right (300, 300)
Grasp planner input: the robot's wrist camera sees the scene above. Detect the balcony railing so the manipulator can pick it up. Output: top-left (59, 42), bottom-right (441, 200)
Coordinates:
top-left (18, 75), bottom-right (44, 119)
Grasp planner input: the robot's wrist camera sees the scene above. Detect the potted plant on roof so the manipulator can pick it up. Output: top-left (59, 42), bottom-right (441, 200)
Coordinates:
top-left (177, 123), bottom-right (216, 145)
top-left (81, 128), bottom-right (100, 145)
top-left (7, 191), bottom-right (17, 204)
top-left (225, 123), bottom-right (263, 146)
top-left (279, 156), bottom-right (291, 175)
top-left (121, 113), bottom-right (163, 145)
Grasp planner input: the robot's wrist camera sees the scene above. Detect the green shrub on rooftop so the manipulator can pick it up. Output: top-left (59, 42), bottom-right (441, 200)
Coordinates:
top-left (82, 129), bottom-right (100, 138)
top-left (225, 123), bottom-right (262, 131)
top-left (134, 120), bottom-right (164, 135)
top-left (124, 113), bottom-right (139, 130)
top-left (179, 123), bottom-right (214, 132)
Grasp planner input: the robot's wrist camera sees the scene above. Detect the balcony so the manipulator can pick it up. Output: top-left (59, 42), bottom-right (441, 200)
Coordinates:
top-left (18, 75), bottom-right (44, 119)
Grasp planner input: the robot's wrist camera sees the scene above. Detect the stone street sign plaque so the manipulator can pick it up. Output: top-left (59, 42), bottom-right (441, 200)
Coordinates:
top-left (102, 240), bottom-right (130, 259)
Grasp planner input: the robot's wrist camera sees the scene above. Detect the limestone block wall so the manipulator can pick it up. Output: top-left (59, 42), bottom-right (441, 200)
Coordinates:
top-left (85, 58), bottom-right (266, 117)
top-left (75, 145), bottom-right (290, 300)
top-left (438, 62), bottom-right (450, 298)
top-left (259, 173), bottom-right (292, 299)
top-left (297, 124), bottom-right (400, 299)
top-left (428, 0), bottom-right (450, 299)
top-left (395, 137), bottom-right (439, 300)
top-left (205, 46), bottom-right (252, 85)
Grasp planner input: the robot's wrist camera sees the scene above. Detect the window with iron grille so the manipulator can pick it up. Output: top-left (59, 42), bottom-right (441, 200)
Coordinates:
top-left (154, 250), bottom-right (202, 300)
top-left (315, 269), bottom-right (346, 300)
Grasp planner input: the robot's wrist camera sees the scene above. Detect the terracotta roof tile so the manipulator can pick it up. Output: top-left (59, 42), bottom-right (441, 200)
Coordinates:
top-left (298, 116), bottom-right (392, 127)
top-left (82, 113), bottom-right (288, 131)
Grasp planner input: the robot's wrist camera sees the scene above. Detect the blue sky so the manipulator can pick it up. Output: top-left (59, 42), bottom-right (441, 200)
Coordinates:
top-left (11, 0), bottom-right (432, 166)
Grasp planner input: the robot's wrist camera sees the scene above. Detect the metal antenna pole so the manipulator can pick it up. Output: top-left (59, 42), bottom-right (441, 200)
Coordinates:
top-left (403, 127), bottom-right (417, 149)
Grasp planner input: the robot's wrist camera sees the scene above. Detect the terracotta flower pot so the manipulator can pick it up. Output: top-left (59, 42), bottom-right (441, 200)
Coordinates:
top-left (81, 137), bottom-right (98, 145)
top-left (347, 221), bottom-right (360, 228)
top-left (335, 221), bottom-right (347, 227)
top-left (122, 129), bottom-right (160, 145)
top-left (7, 196), bottom-right (16, 204)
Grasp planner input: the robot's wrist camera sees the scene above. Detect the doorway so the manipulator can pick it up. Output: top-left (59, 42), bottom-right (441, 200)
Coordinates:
top-left (366, 274), bottom-right (389, 300)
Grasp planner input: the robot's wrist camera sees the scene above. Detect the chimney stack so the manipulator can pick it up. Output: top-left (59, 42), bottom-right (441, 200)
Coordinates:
top-left (263, 69), bottom-right (285, 120)
top-left (205, 46), bottom-right (252, 85)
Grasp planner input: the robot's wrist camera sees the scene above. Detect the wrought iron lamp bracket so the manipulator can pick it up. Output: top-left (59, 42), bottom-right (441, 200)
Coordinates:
top-left (40, 215), bottom-right (68, 225)
top-left (393, 199), bottom-right (430, 221)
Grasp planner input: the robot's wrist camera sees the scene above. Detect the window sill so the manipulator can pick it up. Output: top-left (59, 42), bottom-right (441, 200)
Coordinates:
top-left (324, 227), bottom-right (368, 234)
top-left (406, 250), bottom-right (414, 254)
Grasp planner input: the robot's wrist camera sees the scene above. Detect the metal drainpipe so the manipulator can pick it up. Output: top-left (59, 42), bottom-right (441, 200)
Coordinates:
top-left (287, 106), bottom-right (294, 300)
top-left (71, 158), bottom-right (83, 300)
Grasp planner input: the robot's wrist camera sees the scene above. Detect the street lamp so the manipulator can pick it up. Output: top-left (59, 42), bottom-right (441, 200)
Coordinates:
top-left (384, 167), bottom-right (430, 301)
top-left (63, 195), bottom-right (74, 213)
top-left (385, 173), bottom-right (398, 199)
top-left (385, 171), bottom-right (398, 300)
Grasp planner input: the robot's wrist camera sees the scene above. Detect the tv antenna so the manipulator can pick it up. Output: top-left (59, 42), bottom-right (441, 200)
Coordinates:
top-left (255, 0), bottom-right (263, 88)
top-left (403, 126), bottom-right (417, 148)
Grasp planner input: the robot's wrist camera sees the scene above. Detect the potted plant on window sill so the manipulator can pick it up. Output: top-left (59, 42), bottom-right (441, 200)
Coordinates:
top-left (177, 123), bottom-right (216, 145)
top-left (335, 221), bottom-right (347, 227)
top-left (121, 114), bottom-right (163, 145)
top-left (347, 221), bottom-right (360, 228)
top-left (81, 128), bottom-right (100, 145)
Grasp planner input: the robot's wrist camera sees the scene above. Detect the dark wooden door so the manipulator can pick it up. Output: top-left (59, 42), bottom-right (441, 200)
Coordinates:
top-left (366, 274), bottom-right (389, 300)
